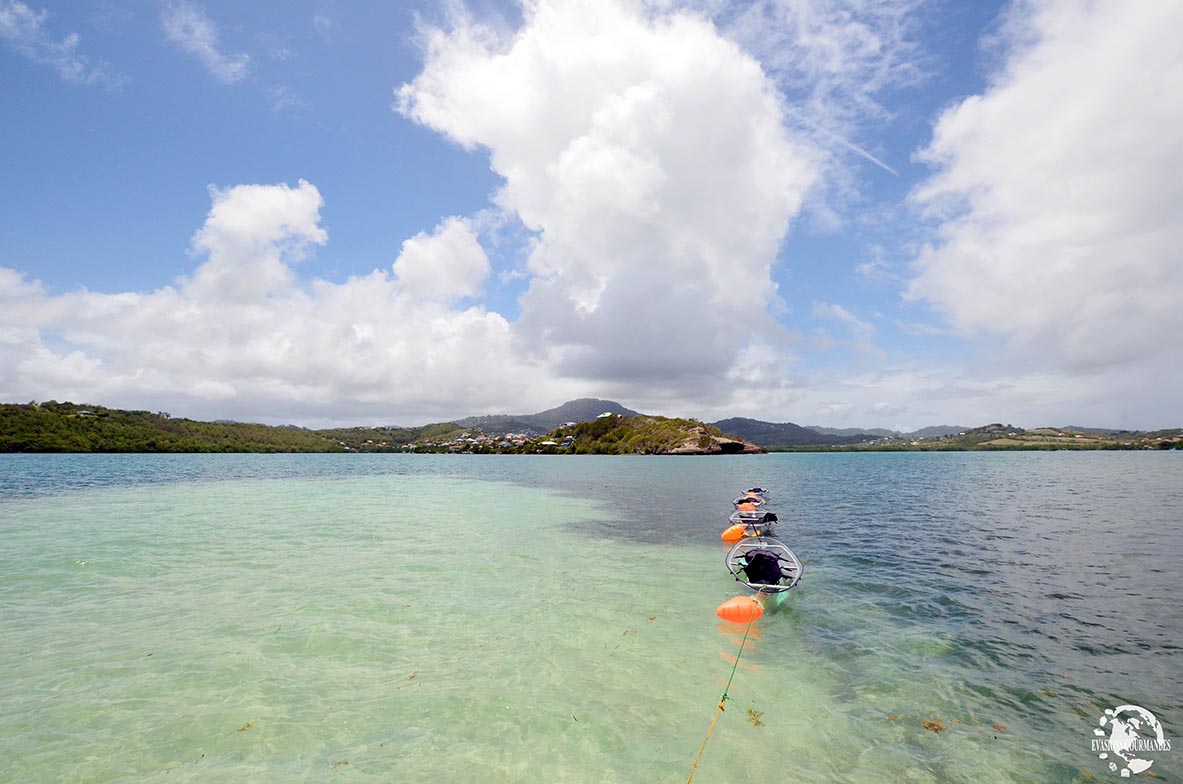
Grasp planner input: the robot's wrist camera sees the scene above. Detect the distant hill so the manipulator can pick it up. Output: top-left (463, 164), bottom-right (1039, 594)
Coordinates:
top-left (806, 425), bottom-right (898, 437)
top-left (552, 415), bottom-right (762, 455)
top-left (907, 425), bottom-right (970, 438)
top-left (805, 424), bottom-right (971, 438)
top-left (710, 417), bottom-right (879, 446)
top-left (455, 397), bottom-right (639, 434)
top-left (849, 423), bottom-right (1182, 450)
top-left (1060, 425), bottom-right (1129, 435)
top-left (0, 401), bottom-right (340, 453)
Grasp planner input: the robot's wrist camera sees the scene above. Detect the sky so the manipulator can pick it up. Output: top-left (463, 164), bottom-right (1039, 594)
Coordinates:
top-left (1, 0), bottom-right (1180, 430)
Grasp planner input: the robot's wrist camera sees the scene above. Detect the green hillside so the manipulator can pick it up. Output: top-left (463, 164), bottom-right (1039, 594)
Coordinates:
top-left (0, 402), bottom-right (341, 453)
top-left (554, 415), bottom-right (761, 455)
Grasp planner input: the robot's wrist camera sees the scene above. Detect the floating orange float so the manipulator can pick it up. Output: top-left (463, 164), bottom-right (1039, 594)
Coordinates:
top-left (715, 596), bottom-right (764, 624)
top-left (721, 524), bottom-right (747, 543)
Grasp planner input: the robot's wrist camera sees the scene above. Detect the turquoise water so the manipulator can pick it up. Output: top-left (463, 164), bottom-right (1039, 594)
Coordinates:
top-left (0, 452), bottom-right (1180, 782)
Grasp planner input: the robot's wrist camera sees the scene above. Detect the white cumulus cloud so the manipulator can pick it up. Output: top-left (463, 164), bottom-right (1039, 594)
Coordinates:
top-left (185, 179), bottom-right (326, 302)
top-left (0, 182), bottom-right (569, 425)
top-left (393, 217), bottom-right (491, 303)
top-left (398, 0), bottom-right (817, 394)
top-left (906, 0), bottom-right (1183, 377)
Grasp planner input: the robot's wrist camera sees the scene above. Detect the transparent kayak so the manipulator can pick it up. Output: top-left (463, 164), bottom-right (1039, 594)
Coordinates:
top-left (725, 535), bottom-right (803, 594)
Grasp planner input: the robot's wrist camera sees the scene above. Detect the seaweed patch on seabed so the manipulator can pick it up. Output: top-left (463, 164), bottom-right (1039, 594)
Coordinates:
top-left (746, 708), bottom-right (764, 727)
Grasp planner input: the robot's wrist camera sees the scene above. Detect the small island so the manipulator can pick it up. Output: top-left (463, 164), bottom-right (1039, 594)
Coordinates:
top-left (552, 414), bottom-right (763, 455)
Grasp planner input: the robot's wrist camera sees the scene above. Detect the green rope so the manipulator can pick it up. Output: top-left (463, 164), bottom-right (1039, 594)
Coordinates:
top-left (719, 616), bottom-right (753, 701)
top-left (684, 616), bottom-right (755, 783)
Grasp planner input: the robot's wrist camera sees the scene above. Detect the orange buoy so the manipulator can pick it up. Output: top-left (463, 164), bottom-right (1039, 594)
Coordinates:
top-left (715, 596), bottom-right (764, 624)
top-left (721, 524), bottom-right (747, 543)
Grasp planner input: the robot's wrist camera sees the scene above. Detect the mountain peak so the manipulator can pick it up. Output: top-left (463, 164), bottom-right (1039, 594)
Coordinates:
top-left (533, 398), bottom-right (639, 422)
top-left (453, 398), bottom-right (640, 433)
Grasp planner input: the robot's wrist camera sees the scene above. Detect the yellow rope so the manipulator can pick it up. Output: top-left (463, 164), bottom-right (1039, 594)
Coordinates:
top-left (684, 616), bottom-right (755, 783)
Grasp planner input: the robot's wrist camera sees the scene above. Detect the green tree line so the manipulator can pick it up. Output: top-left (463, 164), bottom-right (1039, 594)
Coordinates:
top-left (0, 402), bottom-right (341, 453)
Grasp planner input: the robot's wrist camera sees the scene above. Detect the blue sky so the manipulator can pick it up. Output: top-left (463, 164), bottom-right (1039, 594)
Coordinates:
top-left (1, 0), bottom-right (1179, 429)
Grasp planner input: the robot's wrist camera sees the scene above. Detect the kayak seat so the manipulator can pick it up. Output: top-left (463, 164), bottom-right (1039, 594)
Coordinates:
top-left (740, 549), bottom-right (788, 585)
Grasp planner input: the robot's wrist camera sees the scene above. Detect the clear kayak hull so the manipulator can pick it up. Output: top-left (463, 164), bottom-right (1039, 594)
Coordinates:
top-left (725, 535), bottom-right (803, 595)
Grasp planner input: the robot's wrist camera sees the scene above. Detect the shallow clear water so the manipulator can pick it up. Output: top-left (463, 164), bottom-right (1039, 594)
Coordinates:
top-left (0, 452), bottom-right (1179, 782)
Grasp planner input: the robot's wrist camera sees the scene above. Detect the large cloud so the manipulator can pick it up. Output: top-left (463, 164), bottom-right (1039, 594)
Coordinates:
top-left (906, 0), bottom-right (1183, 375)
top-left (0, 182), bottom-right (564, 425)
top-left (398, 0), bottom-right (817, 389)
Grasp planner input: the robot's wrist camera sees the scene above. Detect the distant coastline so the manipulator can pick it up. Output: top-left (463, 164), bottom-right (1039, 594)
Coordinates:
top-left (0, 401), bottom-right (761, 456)
top-left (1, 400), bottom-right (1179, 454)
top-left (764, 423), bottom-right (1183, 452)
